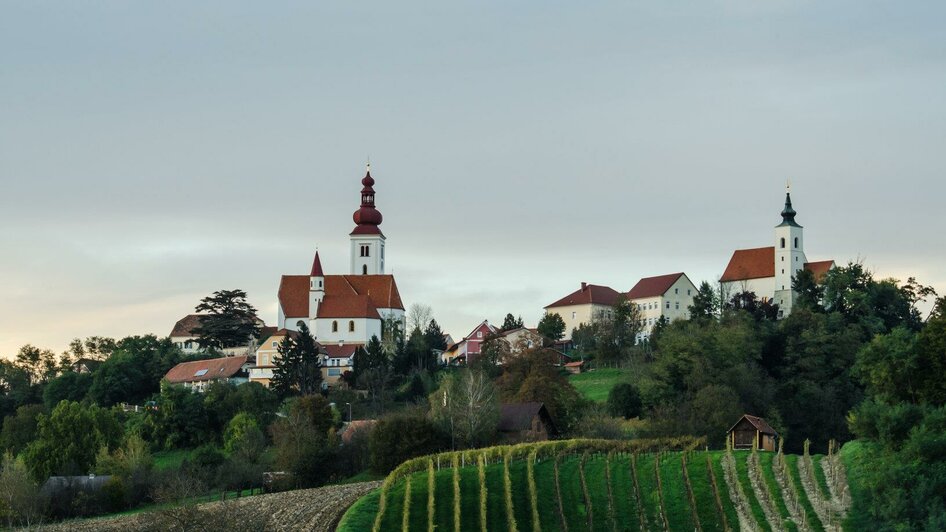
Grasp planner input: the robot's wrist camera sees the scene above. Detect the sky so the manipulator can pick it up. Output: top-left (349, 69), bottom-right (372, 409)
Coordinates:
top-left (1, 1), bottom-right (944, 357)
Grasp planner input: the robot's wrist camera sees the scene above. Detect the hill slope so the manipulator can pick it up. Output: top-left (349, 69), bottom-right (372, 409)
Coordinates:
top-left (338, 439), bottom-right (852, 532)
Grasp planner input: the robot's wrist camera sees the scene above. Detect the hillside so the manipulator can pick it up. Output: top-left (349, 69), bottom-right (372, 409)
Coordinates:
top-left (338, 439), bottom-right (853, 532)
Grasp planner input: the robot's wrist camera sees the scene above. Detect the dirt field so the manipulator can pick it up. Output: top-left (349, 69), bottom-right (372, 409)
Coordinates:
top-left (35, 481), bottom-right (381, 532)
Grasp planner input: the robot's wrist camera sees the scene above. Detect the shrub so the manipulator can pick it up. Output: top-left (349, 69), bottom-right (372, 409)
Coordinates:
top-left (369, 410), bottom-right (448, 474)
top-left (607, 382), bottom-right (642, 419)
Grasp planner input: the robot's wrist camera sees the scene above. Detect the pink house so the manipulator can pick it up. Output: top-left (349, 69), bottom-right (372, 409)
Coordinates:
top-left (442, 320), bottom-right (500, 365)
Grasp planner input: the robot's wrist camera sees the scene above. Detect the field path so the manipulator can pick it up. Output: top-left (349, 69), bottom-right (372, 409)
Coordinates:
top-left (34, 480), bottom-right (381, 532)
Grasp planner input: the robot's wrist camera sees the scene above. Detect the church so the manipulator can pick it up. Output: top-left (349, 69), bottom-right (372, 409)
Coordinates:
top-left (275, 166), bottom-right (406, 343)
top-left (719, 189), bottom-right (834, 318)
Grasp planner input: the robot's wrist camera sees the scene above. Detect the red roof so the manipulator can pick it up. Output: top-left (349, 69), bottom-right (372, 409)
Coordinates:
top-left (170, 314), bottom-right (205, 337)
top-left (564, 361), bottom-right (584, 367)
top-left (323, 344), bottom-right (360, 358)
top-left (310, 252), bottom-right (324, 276)
top-left (278, 274), bottom-right (404, 319)
top-left (721, 247), bottom-right (834, 283)
top-left (720, 247), bottom-right (776, 282)
top-left (804, 260), bottom-right (834, 282)
top-left (627, 273), bottom-right (686, 299)
top-left (164, 356), bottom-right (250, 384)
top-left (545, 283), bottom-right (622, 309)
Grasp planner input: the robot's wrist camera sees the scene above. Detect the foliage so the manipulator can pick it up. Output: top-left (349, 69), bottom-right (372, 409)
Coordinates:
top-left (568, 368), bottom-right (631, 403)
top-left (368, 409), bottom-right (448, 474)
top-left (606, 382), bottom-right (642, 419)
top-left (223, 412), bottom-right (265, 463)
top-left (269, 395), bottom-right (339, 487)
top-left (0, 452), bottom-right (44, 527)
top-left (726, 291), bottom-right (780, 321)
top-left (688, 281), bottom-right (720, 321)
top-left (42, 371), bottom-right (92, 409)
top-left (23, 400), bottom-right (123, 480)
top-left (497, 347), bottom-right (584, 433)
top-left (192, 289), bottom-right (262, 349)
top-left (430, 369), bottom-right (499, 449)
top-left (202, 380), bottom-right (279, 436)
top-left (537, 312), bottom-right (566, 341)
top-left (0, 403), bottom-right (44, 455)
top-left (270, 322), bottom-right (322, 400)
top-left (88, 335), bottom-right (191, 407)
top-left (501, 313), bottom-right (525, 332)
top-left (148, 384), bottom-right (212, 449)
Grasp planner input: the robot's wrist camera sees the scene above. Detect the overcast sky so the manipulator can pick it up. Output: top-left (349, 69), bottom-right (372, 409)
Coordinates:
top-left (1, 1), bottom-right (943, 357)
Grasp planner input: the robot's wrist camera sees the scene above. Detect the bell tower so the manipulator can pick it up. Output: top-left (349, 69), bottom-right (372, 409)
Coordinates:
top-left (350, 164), bottom-right (386, 275)
top-left (773, 184), bottom-right (807, 316)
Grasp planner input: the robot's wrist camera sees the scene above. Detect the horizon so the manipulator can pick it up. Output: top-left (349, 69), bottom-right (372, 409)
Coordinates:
top-left (2, 1), bottom-right (944, 357)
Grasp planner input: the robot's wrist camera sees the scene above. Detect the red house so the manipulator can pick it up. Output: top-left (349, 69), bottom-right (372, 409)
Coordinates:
top-left (442, 320), bottom-right (500, 365)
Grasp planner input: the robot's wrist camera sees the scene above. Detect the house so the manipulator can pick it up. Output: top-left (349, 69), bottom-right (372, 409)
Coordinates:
top-left (72, 358), bottom-right (103, 374)
top-left (169, 314), bottom-right (271, 356)
top-left (249, 329), bottom-right (301, 387)
top-left (626, 272), bottom-right (698, 342)
top-left (544, 282), bottom-right (623, 339)
top-left (322, 343), bottom-right (359, 387)
top-left (164, 355), bottom-right (253, 392)
top-left (720, 189), bottom-right (835, 318)
top-left (727, 414), bottom-right (779, 451)
top-left (496, 327), bottom-right (550, 354)
top-left (498, 402), bottom-right (557, 443)
top-left (442, 320), bottom-right (500, 365)
top-left (42, 475), bottom-right (112, 498)
top-left (275, 166), bottom-right (406, 345)
top-left (564, 360), bottom-right (585, 374)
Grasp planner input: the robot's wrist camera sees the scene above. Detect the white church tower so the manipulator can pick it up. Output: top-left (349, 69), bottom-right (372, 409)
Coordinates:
top-left (309, 251), bottom-right (325, 321)
top-left (773, 186), bottom-right (807, 316)
top-left (349, 164), bottom-right (386, 275)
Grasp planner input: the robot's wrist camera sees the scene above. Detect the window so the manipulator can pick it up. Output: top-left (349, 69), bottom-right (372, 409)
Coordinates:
top-left (184, 341), bottom-right (192, 349)
top-left (272, 341), bottom-right (277, 348)
top-left (781, 256), bottom-right (784, 262)
top-left (796, 256), bottom-right (799, 262)
top-left (675, 288), bottom-right (679, 294)
top-left (780, 237), bottom-right (786, 249)
top-left (328, 368), bottom-right (341, 377)
top-left (675, 302), bottom-right (680, 310)
top-left (666, 302), bottom-right (670, 309)
top-left (571, 312), bottom-right (576, 319)
top-left (687, 289), bottom-right (691, 296)
top-left (782, 269), bottom-right (785, 274)
top-left (362, 265), bottom-right (367, 275)
top-left (332, 321), bottom-right (338, 332)
top-left (348, 320), bottom-right (355, 332)
top-left (477, 331), bottom-right (482, 338)
top-left (360, 244), bottom-right (370, 257)
top-left (794, 237), bottom-right (799, 248)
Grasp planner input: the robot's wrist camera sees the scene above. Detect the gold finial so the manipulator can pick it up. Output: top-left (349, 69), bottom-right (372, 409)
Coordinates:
top-left (366, 155), bottom-right (371, 173)
top-left (786, 178), bottom-right (791, 192)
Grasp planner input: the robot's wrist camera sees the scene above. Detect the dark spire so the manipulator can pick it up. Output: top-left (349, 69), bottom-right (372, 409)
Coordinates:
top-left (777, 189), bottom-right (801, 228)
top-left (351, 164), bottom-right (384, 235)
top-left (310, 251), bottom-right (324, 277)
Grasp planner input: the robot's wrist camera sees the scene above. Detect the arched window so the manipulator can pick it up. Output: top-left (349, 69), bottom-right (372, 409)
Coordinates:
top-left (362, 265), bottom-right (368, 275)
top-left (794, 237), bottom-right (799, 248)
top-left (348, 320), bottom-right (355, 332)
top-left (780, 237), bottom-right (786, 249)
top-left (332, 321), bottom-right (338, 332)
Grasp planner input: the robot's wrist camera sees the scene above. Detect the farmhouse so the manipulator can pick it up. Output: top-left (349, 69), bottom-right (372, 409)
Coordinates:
top-left (727, 414), bottom-right (779, 451)
top-left (626, 272), bottom-right (698, 342)
top-left (164, 355), bottom-right (253, 392)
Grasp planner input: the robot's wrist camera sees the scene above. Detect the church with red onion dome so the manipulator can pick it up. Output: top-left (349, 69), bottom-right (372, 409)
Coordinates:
top-left (253, 165), bottom-right (406, 389)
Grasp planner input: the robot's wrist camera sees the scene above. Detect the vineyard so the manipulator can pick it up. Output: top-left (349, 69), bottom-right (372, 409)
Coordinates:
top-left (337, 438), bottom-right (852, 532)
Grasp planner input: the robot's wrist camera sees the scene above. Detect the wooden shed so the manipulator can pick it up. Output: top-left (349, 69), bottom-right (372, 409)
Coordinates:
top-left (727, 414), bottom-right (778, 451)
top-left (498, 402), bottom-right (557, 443)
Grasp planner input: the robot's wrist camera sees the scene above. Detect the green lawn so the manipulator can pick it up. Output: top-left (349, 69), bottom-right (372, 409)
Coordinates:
top-left (568, 368), bottom-right (631, 403)
top-left (152, 448), bottom-right (193, 470)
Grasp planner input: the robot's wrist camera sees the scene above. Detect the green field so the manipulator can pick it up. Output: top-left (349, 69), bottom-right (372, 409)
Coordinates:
top-left (568, 368), bottom-right (631, 402)
top-left (338, 439), bottom-right (853, 531)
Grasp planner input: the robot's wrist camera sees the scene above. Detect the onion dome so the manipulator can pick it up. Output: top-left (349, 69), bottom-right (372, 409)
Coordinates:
top-left (777, 191), bottom-right (802, 228)
top-left (351, 165), bottom-right (384, 235)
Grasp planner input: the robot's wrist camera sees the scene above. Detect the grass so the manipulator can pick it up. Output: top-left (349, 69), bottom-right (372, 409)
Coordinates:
top-left (152, 448), bottom-right (193, 470)
top-left (568, 368), bottom-right (631, 403)
top-left (811, 455), bottom-right (833, 501)
top-left (784, 454), bottom-right (826, 532)
top-left (339, 448), bottom-right (854, 532)
top-left (840, 440), bottom-right (873, 532)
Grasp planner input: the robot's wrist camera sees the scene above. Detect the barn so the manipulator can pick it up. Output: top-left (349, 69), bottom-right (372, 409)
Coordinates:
top-left (727, 414), bottom-right (778, 451)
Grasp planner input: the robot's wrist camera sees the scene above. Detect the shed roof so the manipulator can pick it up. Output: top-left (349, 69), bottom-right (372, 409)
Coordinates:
top-left (727, 414), bottom-right (778, 436)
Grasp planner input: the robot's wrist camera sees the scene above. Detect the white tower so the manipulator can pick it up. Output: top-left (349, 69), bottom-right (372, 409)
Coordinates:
top-left (773, 186), bottom-right (807, 317)
top-left (349, 164), bottom-right (386, 275)
top-left (309, 251), bottom-right (325, 321)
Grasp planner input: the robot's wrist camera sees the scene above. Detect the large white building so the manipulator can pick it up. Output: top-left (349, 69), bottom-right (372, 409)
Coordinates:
top-left (720, 190), bottom-right (834, 317)
top-left (626, 272), bottom-right (698, 341)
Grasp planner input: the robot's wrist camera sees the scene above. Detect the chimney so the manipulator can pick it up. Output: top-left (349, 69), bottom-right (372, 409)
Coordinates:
top-left (581, 282), bottom-right (587, 291)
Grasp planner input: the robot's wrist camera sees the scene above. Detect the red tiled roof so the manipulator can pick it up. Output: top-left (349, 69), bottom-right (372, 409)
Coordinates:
top-left (278, 274), bottom-right (404, 318)
top-left (170, 314), bottom-right (205, 337)
top-left (544, 283), bottom-right (622, 309)
top-left (323, 344), bottom-right (360, 358)
top-left (164, 356), bottom-right (250, 384)
top-left (804, 260), bottom-right (834, 282)
top-left (564, 361), bottom-right (584, 367)
top-left (341, 419), bottom-right (377, 444)
top-left (627, 273), bottom-right (686, 299)
top-left (720, 247), bottom-right (776, 282)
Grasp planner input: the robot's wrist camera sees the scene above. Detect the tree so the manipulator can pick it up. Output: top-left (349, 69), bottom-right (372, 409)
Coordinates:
top-left (594, 297), bottom-right (644, 362)
top-left (791, 269), bottom-right (824, 312)
top-left (223, 413), bottom-right (266, 463)
top-left (431, 369), bottom-right (499, 449)
top-left (86, 335), bottom-right (188, 407)
top-left (23, 400), bottom-right (122, 480)
top-left (407, 303), bottom-right (433, 333)
top-left (192, 289), bottom-right (261, 350)
top-left (42, 371), bottom-right (92, 410)
top-left (0, 453), bottom-right (44, 528)
top-left (269, 398), bottom-right (338, 488)
top-left (14, 345), bottom-right (58, 386)
top-left (0, 361), bottom-right (35, 420)
top-left (497, 348), bottom-right (583, 432)
top-left (368, 410), bottom-right (447, 473)
top-left (423, 319), bottom-right (448, 354)
top-left (0, 404), bottom-right (44, 455)
top-left (149, 384), bottom-right (211, 449)
top-left (727, 291), bottom-right (779, 321)
top-left (270, 324), bottom-right (322, 400)
top-left (688, 281), bottom-right (719, 321)
top-left (537, 312), bottom-right (566, 341)
top-left (607, 383), bottom-right (642, 419)
top-left (501, 313), bottom-right (524, 332)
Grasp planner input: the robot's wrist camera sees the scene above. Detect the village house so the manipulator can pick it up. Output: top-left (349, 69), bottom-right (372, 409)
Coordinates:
top-left (442, 320), bottom-right (500, 365)
top-left (720, 189), bottom-right (834, 318)
top-left (497, 402), bottom-right (557, 443)
top-left (626, 272), bottom-right (698, 342)
top-left (543, 283), bottom-right (623, 339)
top-left (169, 314), bottom-right (273, 357)
top-left (164, 355), bottom-right (254, 392)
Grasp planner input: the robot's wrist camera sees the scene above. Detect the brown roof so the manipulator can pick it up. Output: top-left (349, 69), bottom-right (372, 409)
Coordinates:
top-left (323, 344), bottom-right (359, 358)
top-left (720, 247), bottom-right (776, 282)
top-left (170, 314), bottom-right (205, 337)
top-left (804, 260), bottom-right (834, 282)
top-left (164, 355), bottom-right (250, 384)
top-left (627, 273), bottom-right (686, 299)
top-left (727, 414), bottom-right (778, 436)
top-left (278, 274), bottom-right (404, 319)
top-left (498, 402), bottom-right (556, 434)
top-left (545, 283), bottom-right (622, 309)
top-left (564, 361), bottom-right (584, 367)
